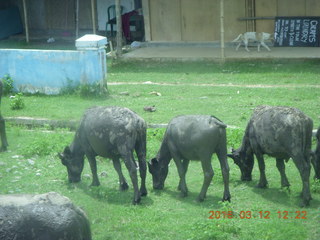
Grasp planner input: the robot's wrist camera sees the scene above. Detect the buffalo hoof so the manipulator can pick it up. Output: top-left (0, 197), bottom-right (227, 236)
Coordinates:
top-left (120, 182), bottom-right (129, 191)
top-left (0, 146), bottom-right (7, 152)
top-left (256, 182), bottom-right (268, 188)
top-left (153, 184), bottom-right (164, 190)
top-left (140, 187), bottom-right (147, 197)
top-left (179, 191), bottom-right (188, 198)
top-left (299, 199), bottom-right (310, 208)
top-left (281, 186), bottom-right (291, 193)
top-left (90, 181), bottom-right (101, 187)
top-left (132, 196), bottom-right (141, 205)
top-left (241, 177), bottom-right (252, 181)
top-left (222, 194), bottom-right (231, 202)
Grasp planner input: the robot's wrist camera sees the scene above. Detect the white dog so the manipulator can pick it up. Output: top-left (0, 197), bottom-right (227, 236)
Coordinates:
top-left (232, 32), bottom-right (273, 52)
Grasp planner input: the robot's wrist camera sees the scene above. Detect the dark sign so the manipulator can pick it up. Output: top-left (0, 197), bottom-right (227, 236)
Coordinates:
top-left (274, 17), bottom-right (320, 47)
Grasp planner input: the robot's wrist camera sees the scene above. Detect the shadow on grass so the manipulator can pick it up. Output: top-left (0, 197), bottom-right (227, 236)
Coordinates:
top-left (150, 187), bottom-right (223, 208)
top-left (251, 186), bottom-right (320, 208)
top-left (68, 182), bottom-right (154, 206)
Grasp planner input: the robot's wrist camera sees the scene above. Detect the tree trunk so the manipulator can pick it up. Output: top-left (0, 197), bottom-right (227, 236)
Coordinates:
top-left (115, 0), bottom-right (122, 57)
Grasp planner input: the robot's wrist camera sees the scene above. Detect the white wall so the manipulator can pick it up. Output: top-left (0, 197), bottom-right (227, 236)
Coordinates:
top-left (97, 0), bottom-right (135, 31)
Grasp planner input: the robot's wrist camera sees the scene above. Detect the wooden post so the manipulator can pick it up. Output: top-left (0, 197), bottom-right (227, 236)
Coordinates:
top-left (220, 0), bottom-right (225, 61)
top-left (75, 0), bottom-right (79, 38)
top-left (142, 0), bottom-right (151, 41)
top-left (115, 0), bottom-right (122, 57)
top-left (22, 0), bottom-right (29, 43)
top-left (91, 0), bottom-right (96, 34)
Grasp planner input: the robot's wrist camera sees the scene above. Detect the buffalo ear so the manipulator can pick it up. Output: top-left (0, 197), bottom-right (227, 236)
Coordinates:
top-left (151, 158), bottom-right (158, 165)
top-left (58, 152), bottom-right (64, 160)
top-left (227, 153), bottom-right (234, 160)
top-left (148, 158), bottom-right (158, 174)
top-left (58, 152), bottom-right (68, 166)
top-left (63, 146), bottom-right (72, 156)
top-left (58, 146), bottom-right (72, 166)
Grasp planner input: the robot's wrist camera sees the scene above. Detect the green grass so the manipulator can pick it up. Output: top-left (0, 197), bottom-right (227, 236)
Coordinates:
top-left (1, 60), bottom-right (320, 239)
top-left (0, 125), bottom-right (319, 240)
top-left (1, 60), bottom-right (320, 128)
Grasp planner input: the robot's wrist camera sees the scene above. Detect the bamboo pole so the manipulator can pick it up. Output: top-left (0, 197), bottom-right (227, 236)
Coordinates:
top-left (115, 0), bottom-right (122, 57)
top-left (22, 0), bottom-right (29, 43)
top-left (91, 0), bottom-right (96, 34)
top-left (75, 0), bottom-right (79, 38)
top-left (220, 0), bottom-right (225, 61)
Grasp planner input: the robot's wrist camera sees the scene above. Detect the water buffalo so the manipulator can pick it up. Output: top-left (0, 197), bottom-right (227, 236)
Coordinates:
top-left (0, 79), bottom-right (8, 151)
top-left (148, 115), bottom-right (231, 202)
top-left (227, 106), bottom-right (313, 207)
top-left (0, 192), bottom-right (92, 240)
top-left (59, 106), bottom-right (147, 204)
top-left (311, 127), bottom-right (320, 179)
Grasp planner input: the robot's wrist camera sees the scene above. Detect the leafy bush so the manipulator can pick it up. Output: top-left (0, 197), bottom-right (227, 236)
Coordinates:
top-left (1, 74), bottom-right (15, 95)
top-left (20, 131), bottom-right (71, 157)
top-left (78, 82), bottom-right (108, 99)
top-left (59, 79), bottom-right (79, 95)
top-left (59, 80), bottom-right (108, 99)
top-left (10, 93), bottom-right (25, 110)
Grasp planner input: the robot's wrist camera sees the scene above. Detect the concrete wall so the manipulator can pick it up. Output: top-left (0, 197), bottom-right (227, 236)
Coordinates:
top-left (0, 36), bottom-right (107, 95)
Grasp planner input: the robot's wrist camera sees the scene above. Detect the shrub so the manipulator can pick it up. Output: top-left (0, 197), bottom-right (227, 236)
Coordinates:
top-left (78, 82), bottom-right (108, 99)
top-left (1, 74), bottom-right (15, 95)
top-left (20, 131), bottom-right (71, 157)
top-left (10, 93), bottom-right (25, 110)
top-left (59, 79), bottom-right (79, 95)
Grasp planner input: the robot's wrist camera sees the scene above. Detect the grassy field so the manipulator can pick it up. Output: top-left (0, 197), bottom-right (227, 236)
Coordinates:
top-left (1, 60), bottom-right (320, 240)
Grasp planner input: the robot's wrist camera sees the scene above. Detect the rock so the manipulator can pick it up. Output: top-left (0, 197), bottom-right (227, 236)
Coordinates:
top-left (0, 192), bottom-right (92, 240)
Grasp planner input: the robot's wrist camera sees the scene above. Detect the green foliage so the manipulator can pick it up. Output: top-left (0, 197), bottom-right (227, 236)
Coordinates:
top-left (311, 179), bottom-right (320, 194)
top-left (60, 80), bottom-right (108, 99)
top-left (1, 61), bottom-right (320, 240)
top-left (78, 82), bottom-right (108, 99)
top-left (10, 93), bottom-right (25, 110)
top-left (1, 74), bottom-right (15, 95)
top-left (227, 128), bottom-right (244, 149)
top-left (1, 126), bottom-right (320, 240)
top-left (59, 79), bottom-right (79, 95)
top-left (20, 130), bottom-right (71, 157)
top-left (187, 220), bottom-right (241, 240)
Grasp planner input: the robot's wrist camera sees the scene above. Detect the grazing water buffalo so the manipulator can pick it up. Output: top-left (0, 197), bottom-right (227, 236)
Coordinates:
top-left (311, 127), bottom-right (320, 179)
top-left (0, 79), bottom-right (8, 151)
top-left (227, 106), bottom-right (313, 207)
top-left (59, 106), bottom-right (147, 204)
top-left (148, 115), bottom-right (231, 202)
top-left (0, 192), bottom-right (92, 240)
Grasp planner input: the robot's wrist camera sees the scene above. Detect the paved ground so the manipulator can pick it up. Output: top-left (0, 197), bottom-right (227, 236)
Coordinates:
top-left (122, 44), bottom-right (320, 61)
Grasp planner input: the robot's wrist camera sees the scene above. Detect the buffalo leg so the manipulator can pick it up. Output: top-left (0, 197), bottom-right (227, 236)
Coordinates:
top-left (292, 155), bottom-right (311, 207)
top-left (276, 158), bottom-right (290, 188)
top-left (0, 115), bottom-right (8, 152)
top-left (255, 153), bottom-right (268, 188)
top-left (216, 151), bottom-right (231, 202)
top-left (122, 152), bottom-right (140, 204)
top-left (86, 154), bottom-right (100, 186)
top-left (173, 156), bottom-right (188, 197)
top-left (197, 158), bottom-right (214, 202)
top-left (112, 157), bottom-right (129, 191)
top-left (178, 159), bottom-right (190, 191)
top-left (135, 142), bottom-right (147, 196)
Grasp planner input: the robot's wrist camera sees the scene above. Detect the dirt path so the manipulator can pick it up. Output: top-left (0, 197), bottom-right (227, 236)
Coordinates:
top-left (108, 81), bottom-right (320, 88)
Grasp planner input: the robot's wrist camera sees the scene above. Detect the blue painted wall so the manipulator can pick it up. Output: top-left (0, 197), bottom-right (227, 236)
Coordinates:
top-left (0, 48), bottom-right (107, 94)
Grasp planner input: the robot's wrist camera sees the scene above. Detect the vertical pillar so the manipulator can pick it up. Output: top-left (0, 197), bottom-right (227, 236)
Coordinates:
top-left (75, 34), bottom-right (108, 88)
